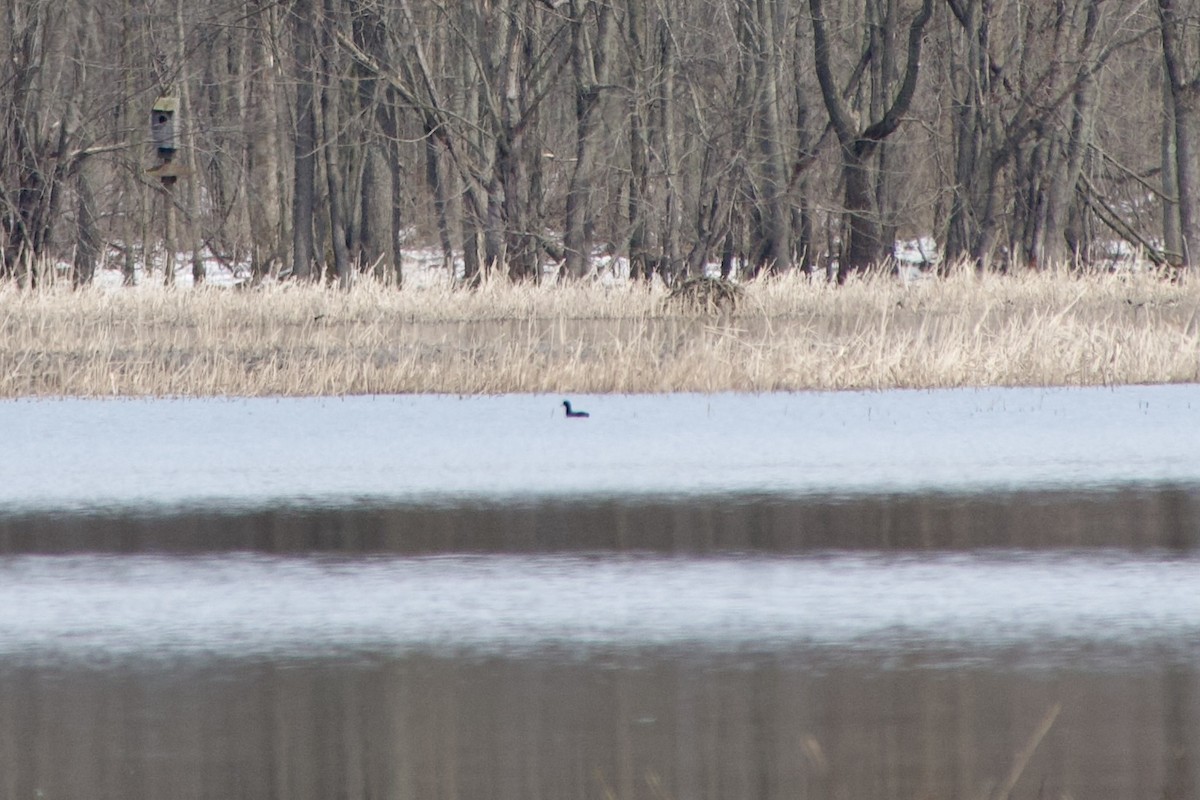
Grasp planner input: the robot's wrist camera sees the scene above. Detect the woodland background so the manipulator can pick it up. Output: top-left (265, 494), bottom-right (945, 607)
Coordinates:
top-left (2, 0), bottom-right (1198, 287)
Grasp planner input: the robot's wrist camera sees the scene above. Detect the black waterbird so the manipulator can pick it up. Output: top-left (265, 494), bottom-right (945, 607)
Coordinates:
top-left (562, 400), bottom-right (589, 418)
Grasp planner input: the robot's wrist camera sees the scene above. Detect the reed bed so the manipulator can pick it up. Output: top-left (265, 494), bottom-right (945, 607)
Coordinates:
top-left (1, 268), bottom-right (1198, 396)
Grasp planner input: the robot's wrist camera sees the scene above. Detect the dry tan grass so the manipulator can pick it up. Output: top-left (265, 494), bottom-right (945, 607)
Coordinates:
top-left (2, 268), bottom-right (1198, 396)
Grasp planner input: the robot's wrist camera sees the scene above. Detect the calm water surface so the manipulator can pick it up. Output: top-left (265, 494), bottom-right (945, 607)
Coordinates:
top-left (2, 387), bottom-right (1200, 800)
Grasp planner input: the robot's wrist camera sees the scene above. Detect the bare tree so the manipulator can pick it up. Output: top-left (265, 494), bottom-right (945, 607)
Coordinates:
top-left (563, 0), bottom-right (616, 278)
top-left (1158, 0), bottom-right (1200, 267)
top-left (940, 1), bottom-right (1155, 272)
top-left (290, 0), bottom-right (318, 280)
top-left (811, 0), bottom-right (934, 281)
top-left (0, 0), bottom-right (1181, 287)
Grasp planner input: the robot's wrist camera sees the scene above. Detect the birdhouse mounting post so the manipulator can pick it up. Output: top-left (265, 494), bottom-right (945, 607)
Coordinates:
top-left (148, 96), bottom-right (184, 286)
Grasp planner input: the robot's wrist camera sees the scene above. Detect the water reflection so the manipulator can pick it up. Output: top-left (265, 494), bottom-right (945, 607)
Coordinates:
top-left (1, 486), bottom-right (1199, 800)
top-left (1, 485), bottom-right (1197, 554)
top-left (3, 653), bottom-right (1197, 800)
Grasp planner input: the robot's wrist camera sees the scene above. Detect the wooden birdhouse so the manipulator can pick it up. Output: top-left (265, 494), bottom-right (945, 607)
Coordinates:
top-left (150, 96), bottom-right (179, 157)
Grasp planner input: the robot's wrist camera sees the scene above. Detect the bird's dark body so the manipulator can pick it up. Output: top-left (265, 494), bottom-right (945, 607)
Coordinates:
top-left (562, 400), bottom-right (589, 418)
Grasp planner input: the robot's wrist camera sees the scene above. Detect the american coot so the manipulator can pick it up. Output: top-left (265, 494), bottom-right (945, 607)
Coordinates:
top-left (562, 400), bottom-right (590, 418)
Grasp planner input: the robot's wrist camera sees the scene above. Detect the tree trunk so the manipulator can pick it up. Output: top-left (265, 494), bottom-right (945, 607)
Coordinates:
top-left (291, 0), bottom-right (318, 280)
top-left (320, 80), bottom-right (351, 287)
top-left (497, 2), bottom-right (542, 282)
top-left (625, 0), bottom-right (652, 280)
top-left (1159, 0), bottom-right (1200, 267)
top-left (119, 0), bottom-right (140, 286)
top-left (842, 147), bottom-right (883, 279)
top-left (1171, 93), bottom-right (1200, 267)
top-left (176, 0), bottom-right (205, 285)
top-left (657, 15), bottom-right (681, 280)
top-left (1024, 0), bottom-right (1099, 271)
top-left (944, 0), bottom-right (999, 270)
top-left (868, 0), bottom-right (899, 267)
top-left (1162, 62), bottom-right (1183, 261)
top-left (72, 158), bottom-right (99, 287)
top-left (422, 125), bottom-right (455, 273)
top-left (363, 81), bottom-right (407, 287)
top-left (752, 0), bottom-right (791, 275)
top-left (564, 0), bottom-right (615, 279)
top-left (0, 3), bottom-right (77, 283)
top-left (319, 0), bottom-right (352, 288)
top-left (810, 0), bottom-right (934, 281)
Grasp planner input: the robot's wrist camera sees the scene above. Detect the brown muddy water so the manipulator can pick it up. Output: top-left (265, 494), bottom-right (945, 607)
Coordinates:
top-left (1, 488), bottom-right (1199, 800)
